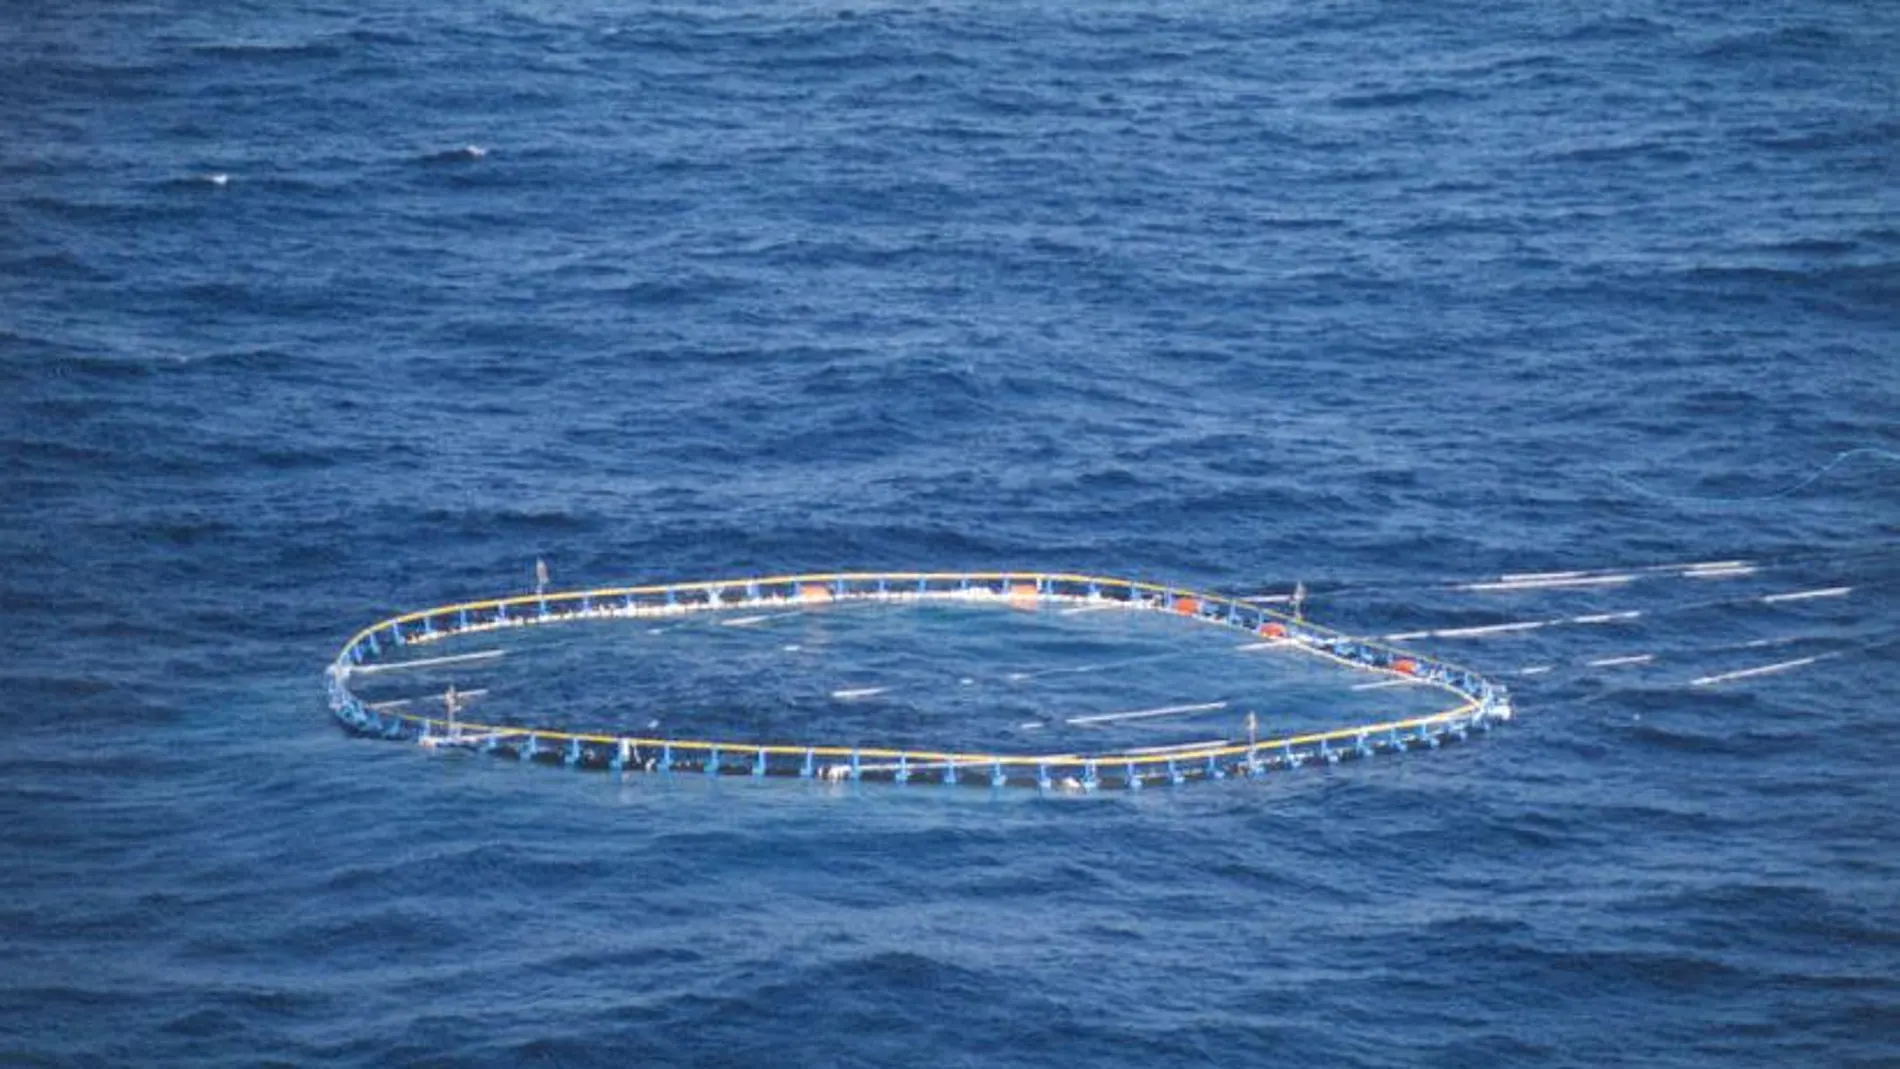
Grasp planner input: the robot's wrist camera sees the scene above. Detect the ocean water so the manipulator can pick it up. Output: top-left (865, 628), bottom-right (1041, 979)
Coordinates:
top-left (3, 0), bottom-right (1898, 1065)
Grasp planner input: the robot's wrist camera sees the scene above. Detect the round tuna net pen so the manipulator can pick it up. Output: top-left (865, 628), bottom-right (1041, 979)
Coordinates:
top-left (325, 572), bottom-right (1512, 789)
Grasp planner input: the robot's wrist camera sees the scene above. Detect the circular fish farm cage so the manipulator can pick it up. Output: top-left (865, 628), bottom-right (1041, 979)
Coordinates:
top-left (325, 572), bottom-right (1512, 790)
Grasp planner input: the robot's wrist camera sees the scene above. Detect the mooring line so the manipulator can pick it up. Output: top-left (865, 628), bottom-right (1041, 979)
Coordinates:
top-left (1605, 447), bottom-right (1900, 505)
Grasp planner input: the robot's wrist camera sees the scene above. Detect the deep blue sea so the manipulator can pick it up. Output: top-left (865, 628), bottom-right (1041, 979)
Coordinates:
top-left (3, 1), bottom-right (1898, 1065)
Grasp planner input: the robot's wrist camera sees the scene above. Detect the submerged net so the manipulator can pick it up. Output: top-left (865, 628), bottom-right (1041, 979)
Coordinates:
top-left (325, 572), bottom-right (1511, 789)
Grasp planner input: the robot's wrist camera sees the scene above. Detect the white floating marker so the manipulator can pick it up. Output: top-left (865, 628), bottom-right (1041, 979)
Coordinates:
top-left (1683, 565), bottom-right (1756, 579)
top-left (722, 611), bottom-right (801, 627)
top-left (1460, 574), bottom-right (1635, 592)
top-left (1121, 740), bottom-right (1229, 755)
top-left (1567, 611), bottom-right (1644, 625)
top-left (1386, 620), bottom-right (1549, 641)
top-left (1065, 700), bottom-right (1228, 726)
top-left (349, 649), bottom-right (505, 675)
top-left (1587, 654), bottom-right (1654, 668)
top-left (1760, 586), bottom-right (1853, 604)
top-left (368, 687), bottom-right (488, 711)
top-left (1352, 677), bottom-right (1421, 691)
top-left (1690, 655), bottom-right (1824, 687)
